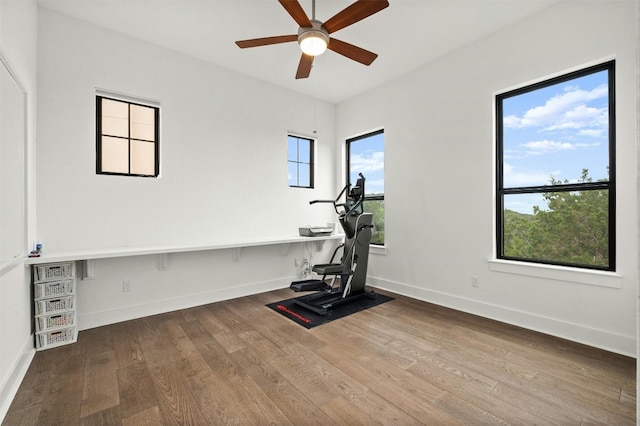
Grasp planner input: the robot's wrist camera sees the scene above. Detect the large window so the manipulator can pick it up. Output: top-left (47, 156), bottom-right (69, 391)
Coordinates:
top-left (96, 95), bottom-right (159, 177)
top-left (347, 129), bottom-right (384, 245)
top-left (288, 134), bottom-right (314, 188)
top-left (496, 61), bottom-right (615, 270)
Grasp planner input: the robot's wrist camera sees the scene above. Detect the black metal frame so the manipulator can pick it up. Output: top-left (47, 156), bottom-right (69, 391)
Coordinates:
top-left (96, 95), bottom-right (160, 177)
top-left (288, 134), bottom-right (315, 189)
top-left (346, 129), bottom-right (384, 245)
top-left (495, 61), bottom-right (616, 271)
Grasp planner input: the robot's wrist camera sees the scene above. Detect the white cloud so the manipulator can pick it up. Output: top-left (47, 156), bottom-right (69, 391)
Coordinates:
top-left (578, 129), bottom-right (605, 137)
top-left (365, 178), bottom-right (384, 194)
top-left (575, 141), bottom-right (601, 148)
top-left (520, 140), bottom-right (575, 155)
top-left (504, 84), bottom-right (608, 133)
top-left (350, 151), bottom-right (384, 173)
top-left (504, 162), bottom-right (559, 186)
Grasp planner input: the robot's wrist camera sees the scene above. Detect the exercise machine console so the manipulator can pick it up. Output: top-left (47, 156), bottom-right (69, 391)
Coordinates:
top-left (291, 173), bottom-right (375, 315)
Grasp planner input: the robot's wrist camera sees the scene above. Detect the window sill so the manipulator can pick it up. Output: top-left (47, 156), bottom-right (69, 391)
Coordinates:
top-left (488, 259), bottom-right (622, 289)
top-left (370, 245), bottom-right (387, 256)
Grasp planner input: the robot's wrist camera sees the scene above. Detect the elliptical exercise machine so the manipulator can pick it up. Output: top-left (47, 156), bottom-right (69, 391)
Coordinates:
top-left (291, 173), bottom-right (376, 315)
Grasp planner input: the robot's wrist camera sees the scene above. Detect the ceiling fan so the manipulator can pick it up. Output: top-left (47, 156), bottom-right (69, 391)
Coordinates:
top-left (235, 0), bottom-right (389, 79)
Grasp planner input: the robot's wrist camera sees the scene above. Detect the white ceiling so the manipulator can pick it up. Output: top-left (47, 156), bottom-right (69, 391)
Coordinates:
top-left (37, 0), bottom-right (559, 104)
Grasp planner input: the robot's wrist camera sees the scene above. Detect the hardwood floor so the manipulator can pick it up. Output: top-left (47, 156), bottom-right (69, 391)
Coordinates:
top-left (3, 288), bottom-right (636, 425)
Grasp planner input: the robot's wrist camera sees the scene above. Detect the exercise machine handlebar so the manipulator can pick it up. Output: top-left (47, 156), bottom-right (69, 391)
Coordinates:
top-left (308, 173), bottom-right (366, 216)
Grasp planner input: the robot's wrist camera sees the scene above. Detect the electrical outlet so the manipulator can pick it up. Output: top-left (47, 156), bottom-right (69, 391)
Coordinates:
top-left (471, 276), bottom-right (479, 288)
top-left (123, 280), bottom-right (132, 292)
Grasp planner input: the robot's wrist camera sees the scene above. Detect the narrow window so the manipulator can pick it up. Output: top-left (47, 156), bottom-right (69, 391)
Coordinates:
top-left (347, 129), bottom-right (385, 245)
top-left (496, 61), bottom-right (615, 270)
top-left (288, 134), bottom-right (314, 188)
top-left (96, 95), bottom-right (159, 177)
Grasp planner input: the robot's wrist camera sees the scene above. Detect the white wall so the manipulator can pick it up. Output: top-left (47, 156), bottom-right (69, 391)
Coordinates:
top-left (37, 8), bottom-right (337, 253)
top-left (0, 0), bottom-right (38, 421)
top-left (36, 8), bottom-right (340, 330)
top-left (337, 1), bottom-right (638, 356)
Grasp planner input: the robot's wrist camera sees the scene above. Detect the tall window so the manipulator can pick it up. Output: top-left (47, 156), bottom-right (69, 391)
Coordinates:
top-left (96, 95), bottom-right (159, 177)
top-left (496, 61), bottom-right (615, 270)
top-left (347, 129), bottom-right (384, 245)
top-left (288, 134), bottom-right (314, 188)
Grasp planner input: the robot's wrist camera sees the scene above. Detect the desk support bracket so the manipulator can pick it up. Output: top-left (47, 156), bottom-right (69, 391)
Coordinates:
top-left (159, 253), bottom-right (169, 271)
top-left (232, 247), bottom-right (242, 262)
top-left (79, 260), bottom-right (94, 280)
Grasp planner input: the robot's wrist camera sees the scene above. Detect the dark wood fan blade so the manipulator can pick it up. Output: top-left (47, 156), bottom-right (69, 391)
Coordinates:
top-left (278, 0), bottom-right (311, 27)
top-left (295, 54), bottom-right (314, 79)
top-left (235, 35), bottom-right (298, 48)
top-left (323, 0), bottom-right (389, 34)
top-left (327, 38), bottom-right (378, 65)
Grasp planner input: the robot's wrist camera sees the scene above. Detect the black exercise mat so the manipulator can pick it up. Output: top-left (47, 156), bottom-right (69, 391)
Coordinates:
top-left (266, 292), bottom-right (394, 329)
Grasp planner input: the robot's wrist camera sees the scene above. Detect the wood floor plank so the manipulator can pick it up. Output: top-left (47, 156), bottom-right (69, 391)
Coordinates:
top-left (35, 352), bottom-right (85, 425)
top-left (4, 288), bottom-right (635, 426)
top-left (506, 347), bottom-right (636, 394)
top-left (313, 321), bottom-right (416, 369)
top-left (320, 396), bottom-right (380, 425)
top-left (121, 406), bottom-right (164, 426)
top-left (5, 353), bottom-right (49, 412)
top-left (179, 319), bottom-right (242, 381)
top-left (351, 389), bottom-right (426, 425)
top-left (237, 329), bottom-right (288, 361)
top-left (0, 405), bottom-right (41, 426)
top-left (264, 382), bottom-right (338, 426)
top-left (187, 370), bottom-right (293, 425)
top-left (212, 329), bottom-right (247, 353)
top-left (158, 318), bottom-right (212, 378)
top-left (434, 391), bottom-right (510, 425)
top-left (80, 351), bottom-right (119, 418)
top-left (78, 405), bottom-right (121, 426)
top-left (147, 364), bottom-right (208, 425)
top-left (230, 346), bottom-right (287, 392)
top-left (75, 326), bottom-right (114, 358)
top-left (317, 343), bottom-right (455, 424)
top-left (530, 370), bottom-right (636, 424)
top-left (285, 342), bottom-right (369, 401)
top-left (489, 381), bottom-right (586, 424)
top-left (268, 346), bottom-right (341, 406)
top-left (227, 375), bottom-right (295, 425)
top-left (407, 354), bottom-right (500, 395)
top-left (208, 305), bottom-right (254, 334)
top-left (185, 371), bottom-right (244, 425)
top-left (110, 320), bottom-right (145, 369)
top-left (116, 363), bottom-right (159, 420)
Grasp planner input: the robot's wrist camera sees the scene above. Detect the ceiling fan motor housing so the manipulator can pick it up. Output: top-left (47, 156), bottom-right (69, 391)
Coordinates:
top-left (298, 19), bottom-right (330, 52)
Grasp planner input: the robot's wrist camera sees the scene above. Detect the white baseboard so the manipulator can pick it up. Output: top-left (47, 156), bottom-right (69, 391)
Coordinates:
top-left (79, 276), bottom-right (294, 330)
top-left (368, 276), bottom-right (636, 357)
top-left (0, 334), bottom-right (35, 424)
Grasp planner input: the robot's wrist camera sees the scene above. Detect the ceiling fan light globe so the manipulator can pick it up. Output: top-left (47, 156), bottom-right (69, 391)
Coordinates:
top-left (299, 33), bottom-right (328, 56)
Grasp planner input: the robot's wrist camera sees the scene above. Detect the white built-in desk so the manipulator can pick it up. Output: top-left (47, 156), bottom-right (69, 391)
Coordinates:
top-left (24, 234), bottom-right (343, 278)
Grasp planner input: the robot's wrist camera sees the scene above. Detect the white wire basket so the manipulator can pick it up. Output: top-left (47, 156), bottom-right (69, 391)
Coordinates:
top-left (34, 262), bottom-right (75, 283)
top-left (36, 327), bottom-right (76, 349)
top-left (34, 279), bottom-right (75, 300)
top-left (35, 311), bottom-right (75, 332)
top-left (35, 295), bottom-right (74, 315)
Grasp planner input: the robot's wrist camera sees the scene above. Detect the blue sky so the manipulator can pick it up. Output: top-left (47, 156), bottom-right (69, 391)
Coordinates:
top-left (349, 132), bottom-right (384, 195)
top-left (502, 69), bottom-right (609, 214)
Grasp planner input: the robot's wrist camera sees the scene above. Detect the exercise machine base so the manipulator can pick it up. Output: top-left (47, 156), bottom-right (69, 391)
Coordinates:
top-left (293, 288), bottom-right (376, 315)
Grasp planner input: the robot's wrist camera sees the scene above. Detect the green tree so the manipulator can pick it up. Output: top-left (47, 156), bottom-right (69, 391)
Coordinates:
top-left (503, 169), bottom-right (609, 268)
top-left (364, 198), bottom-right (385, 244)
top-left (503, 209), bottom-right (534, 258)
